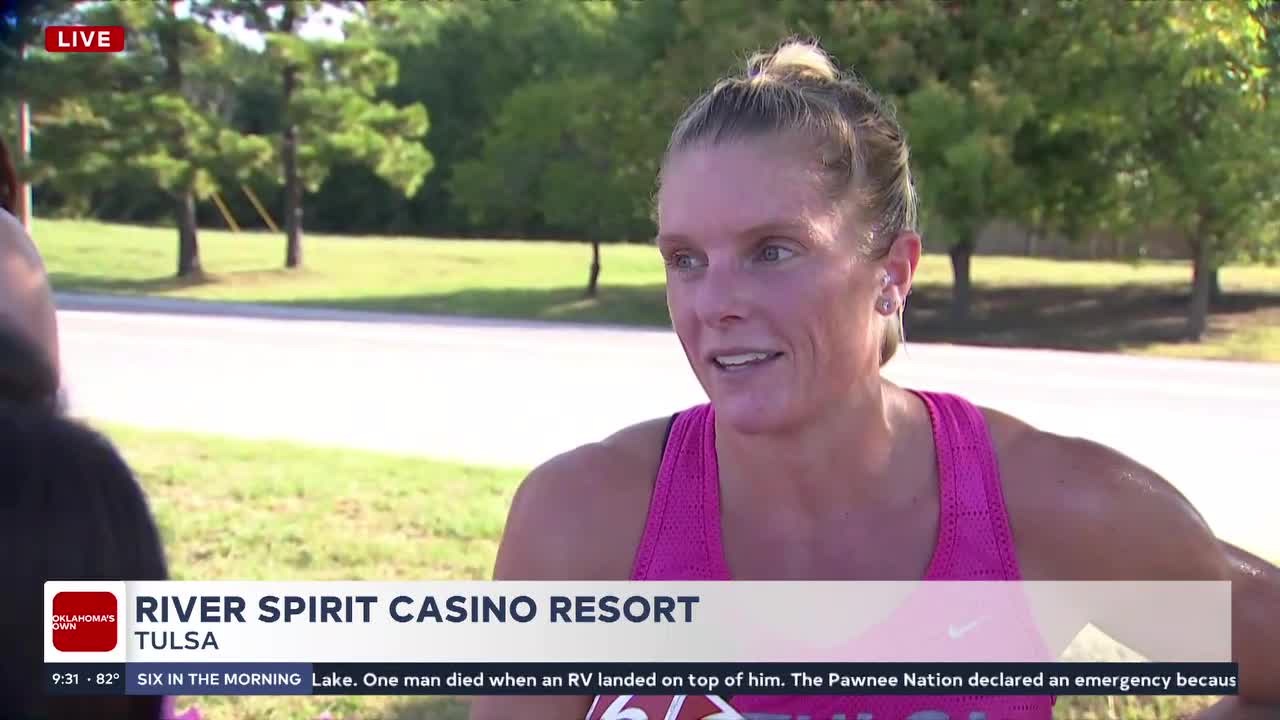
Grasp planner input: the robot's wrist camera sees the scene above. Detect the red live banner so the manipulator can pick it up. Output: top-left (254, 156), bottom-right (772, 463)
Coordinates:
top-left (45, 26), bottom-right (126, 53)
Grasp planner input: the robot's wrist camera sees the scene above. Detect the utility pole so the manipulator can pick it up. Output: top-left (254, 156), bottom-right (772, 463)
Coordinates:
top-left (17, 42), bottom-right (33, 232)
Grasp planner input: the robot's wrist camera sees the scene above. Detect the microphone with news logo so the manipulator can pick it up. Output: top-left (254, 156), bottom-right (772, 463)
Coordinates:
top-left (585, 694), bottom-right (744, 719)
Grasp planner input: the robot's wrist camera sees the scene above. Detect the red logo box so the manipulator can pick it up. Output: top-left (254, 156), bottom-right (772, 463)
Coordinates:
top-left (44, 26), bottom-right (126, 53)
top-left (52, 591), bottom-right (118, 652)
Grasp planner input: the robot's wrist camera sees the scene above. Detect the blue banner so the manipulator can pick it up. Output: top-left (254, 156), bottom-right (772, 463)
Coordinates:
top-left (125, 662), bottom-right (314, 695)
top-left (44, 661), bottom-right (1238, 697)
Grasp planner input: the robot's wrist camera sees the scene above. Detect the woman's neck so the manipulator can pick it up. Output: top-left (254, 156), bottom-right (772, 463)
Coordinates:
top-left (715, 379), bottom-right (923, 516)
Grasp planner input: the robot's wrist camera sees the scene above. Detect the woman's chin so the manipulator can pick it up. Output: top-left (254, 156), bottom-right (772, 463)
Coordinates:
top-left (711, 394), bottom-right (795, 436)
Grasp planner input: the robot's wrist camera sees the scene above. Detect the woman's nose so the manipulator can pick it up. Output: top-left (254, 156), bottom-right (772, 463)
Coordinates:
top-left (693, 259), bottom-right (750, 327)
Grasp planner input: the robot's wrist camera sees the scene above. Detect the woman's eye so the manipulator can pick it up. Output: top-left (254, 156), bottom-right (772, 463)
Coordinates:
top-left (759, 245), bottom-right (794, 262)
top-left (668, 252), bottom-right (702, 270)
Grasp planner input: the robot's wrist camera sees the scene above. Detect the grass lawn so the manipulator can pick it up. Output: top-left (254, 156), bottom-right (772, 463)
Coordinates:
top-left (96, 422), bottom-right (1246, 720)
top-left (104, 422), bottom-right (523, 720)
top-left (37, 219), bottom-right (1280, 362)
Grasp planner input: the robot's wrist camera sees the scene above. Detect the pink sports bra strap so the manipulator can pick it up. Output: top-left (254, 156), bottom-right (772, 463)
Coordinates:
top-left (630, 403), bottom-right (728, 581)
top-left (912, 389), bottom-right (1023, 580)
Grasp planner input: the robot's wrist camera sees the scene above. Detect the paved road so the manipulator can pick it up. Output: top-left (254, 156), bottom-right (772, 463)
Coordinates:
top-left (56, 294), bottom-right (1280, 560)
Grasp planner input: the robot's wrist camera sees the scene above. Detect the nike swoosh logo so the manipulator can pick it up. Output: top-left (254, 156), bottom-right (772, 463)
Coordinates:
top-left (948, 618), bottom-right (983, 639)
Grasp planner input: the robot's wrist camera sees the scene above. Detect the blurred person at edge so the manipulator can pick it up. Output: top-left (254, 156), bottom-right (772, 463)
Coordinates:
top-left (0, 322), bottom-right (183, 719)
top-left (0, 143), bottom-right (201, 719)
top-left (471, 39), bottom-right (1279, 720)
top-left (0, 136), bottom-right (59, 382)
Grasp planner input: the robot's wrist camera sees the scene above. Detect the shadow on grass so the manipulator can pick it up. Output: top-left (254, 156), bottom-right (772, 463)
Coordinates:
top-left (902, 283), bottom-right (1280, 353)
top-left (49, 268), bottom-right (315, 293)
top-left (50, 268), bottom-right (1280, 355)
top-left (51, 271), bottom-right (672, 330)
top-left (278, 285), bottom-right (671, 328)
top-left (49, 270), bottom-right (222, 293)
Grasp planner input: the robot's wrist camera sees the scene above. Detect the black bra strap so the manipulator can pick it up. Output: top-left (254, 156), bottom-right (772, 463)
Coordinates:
top-left (660, 412), bottom-right (678, 457)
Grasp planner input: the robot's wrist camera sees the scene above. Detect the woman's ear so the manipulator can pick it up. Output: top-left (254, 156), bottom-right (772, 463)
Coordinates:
top-left (881, 231), bottom-right (921, 307)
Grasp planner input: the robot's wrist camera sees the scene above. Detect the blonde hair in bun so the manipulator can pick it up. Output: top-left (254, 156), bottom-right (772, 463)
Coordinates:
top-left (747, 39), bottom-right (839, 84)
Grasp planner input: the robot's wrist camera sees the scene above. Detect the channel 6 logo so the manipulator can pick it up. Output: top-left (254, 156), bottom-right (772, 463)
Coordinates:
top-left (587, 695), bottom-right (743, 720)
top-left (51, 591), bottom-right (118, 652)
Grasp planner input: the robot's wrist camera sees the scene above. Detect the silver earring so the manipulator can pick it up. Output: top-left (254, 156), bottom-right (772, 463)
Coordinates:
top-left (878, 297), bottom-right (894, 313)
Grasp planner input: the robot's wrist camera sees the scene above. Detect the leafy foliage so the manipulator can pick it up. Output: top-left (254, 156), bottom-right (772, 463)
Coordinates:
top-left (8, 0), bottom-right (1278, 330)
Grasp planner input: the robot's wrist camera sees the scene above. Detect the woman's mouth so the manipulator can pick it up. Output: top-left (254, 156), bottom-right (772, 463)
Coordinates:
top-left (711, 351), bottom-right (784, 371)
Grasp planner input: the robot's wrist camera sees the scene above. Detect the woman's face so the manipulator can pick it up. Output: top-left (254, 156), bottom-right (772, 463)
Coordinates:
top-left (656, 133), bottom-right (895, 435)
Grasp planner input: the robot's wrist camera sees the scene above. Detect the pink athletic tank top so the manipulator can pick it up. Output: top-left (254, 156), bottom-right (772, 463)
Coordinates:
top-left (629, 390), bottom-right (1055, 720)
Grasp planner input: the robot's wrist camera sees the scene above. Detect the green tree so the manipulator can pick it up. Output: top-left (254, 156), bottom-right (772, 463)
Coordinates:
top-left (452, 72), bottom-right (662, 297)
top-left (201, 1), bottom-right (431, 268)
top-left (441, 0), bottom-right (796, 298)
top-left (445, 0), bottom-right (694, 293)
top-left (907, 73), bottom-right (1034, 322)
top-left (1007, 1), bottom-right (1145, 257)
top-left (825, 1), bottom-right (1041, 323)
top-left (15, 0), bottom-right (273, 276)
top-left (1096, 2), bottom-right (1279, 338)
top-left (358, 0), bottom-right (628, 239)
top-left (1006, 1), bottom-right (1280, 340)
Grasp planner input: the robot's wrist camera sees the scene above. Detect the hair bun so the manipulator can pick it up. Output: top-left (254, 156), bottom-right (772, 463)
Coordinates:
top-left (747, 39), bottom-right (839, 83)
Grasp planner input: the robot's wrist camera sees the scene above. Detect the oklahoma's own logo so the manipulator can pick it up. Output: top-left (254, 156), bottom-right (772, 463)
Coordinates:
top-left (44, 26), bottom-right (126, 53)
top-left (52, 591), bottom-right (117, 652)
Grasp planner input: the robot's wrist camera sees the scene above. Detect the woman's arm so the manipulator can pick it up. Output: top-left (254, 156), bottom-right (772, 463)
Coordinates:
top-left (1000, 425), bottom-right (1279, 711)
top-left (469, 454), bottom-right (599, 720)
top-left (1196, 540), bottom-right (1280, 715)
top-left (469, 420), bottom-right (665, 720)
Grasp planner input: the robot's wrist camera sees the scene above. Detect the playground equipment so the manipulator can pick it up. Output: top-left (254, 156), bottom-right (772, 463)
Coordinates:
top-left (208, 184), bottom-right (280, 234)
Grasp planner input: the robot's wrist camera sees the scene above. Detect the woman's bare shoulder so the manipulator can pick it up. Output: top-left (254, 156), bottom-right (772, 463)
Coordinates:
top-left (489, 415), bottom-right (674, 581)
top-left (0, 210), bottom-right (43, 266)
top-left (979, 405), bottom-right (1226, 582)
top-left (0, 211), bottom-right (59, 371)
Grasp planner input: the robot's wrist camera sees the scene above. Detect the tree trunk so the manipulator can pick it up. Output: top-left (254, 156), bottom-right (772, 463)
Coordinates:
top-left (282, 111), bottom-right (302, 268)
top-left (1187, 236), bottom-right (1212, 341)
top-left (175, 191), bottom-right (201, 277)
top-left (281, 4), bottom-right (303, 269)
top-left (1209, 266), bottom-right (1222, 306)
top-left (586, 238), bottom-right (601, 298)
top-left (163, 0), bottom-right (197, 278)
top-left (949, 240), bottom-right (974, 324)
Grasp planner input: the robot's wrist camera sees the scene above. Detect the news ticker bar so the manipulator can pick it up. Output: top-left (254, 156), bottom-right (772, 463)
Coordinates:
top-left (46, 662), bottom-right (1238, 697)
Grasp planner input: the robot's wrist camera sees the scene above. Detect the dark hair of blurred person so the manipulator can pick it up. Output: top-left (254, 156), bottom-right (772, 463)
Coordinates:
top-left (0, 326), bottom-right (168, 720)
top-left (0, 317), bottom-right (59, 411)
top-left (0, 136), bottom-right (17, 215)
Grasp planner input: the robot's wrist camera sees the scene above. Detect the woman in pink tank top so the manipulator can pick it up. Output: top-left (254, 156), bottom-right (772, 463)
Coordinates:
top-left (473, 38), bottom-right (1279, 720)
top-left (631, 398), bottom-right (1054, 719)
